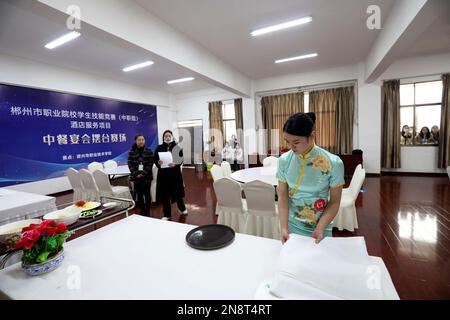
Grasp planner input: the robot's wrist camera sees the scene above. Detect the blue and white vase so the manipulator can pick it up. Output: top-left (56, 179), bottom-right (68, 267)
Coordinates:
top-left (21, 249), bottom-right (65, 276)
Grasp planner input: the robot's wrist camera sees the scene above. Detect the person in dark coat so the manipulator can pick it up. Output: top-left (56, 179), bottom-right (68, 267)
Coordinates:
top-left (128, 134), bottom-right (154, 216)
top-left (154, 130), bottom-right (187, 220)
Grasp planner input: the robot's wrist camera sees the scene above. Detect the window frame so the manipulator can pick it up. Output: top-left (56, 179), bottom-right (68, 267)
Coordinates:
top-left (400, 80), bottom-right (442, 147)
top-left (222, 102), bottom-right (237, 145)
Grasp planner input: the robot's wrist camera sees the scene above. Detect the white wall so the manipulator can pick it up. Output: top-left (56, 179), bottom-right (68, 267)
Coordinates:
top-left (253, 64), bottom-right (359, 93)
top-left (175, 88), bottom-right (241, 150)
top-left (0, 53), bottom-right (173, 195)
top-left (384, 147), bottom-right (442, 173)
top-left (156, 105), bottom-right (178, 144)
top-left (357, 63), bottom-right (382, 174)
top-left (174, 88), bottom-right (256, 167)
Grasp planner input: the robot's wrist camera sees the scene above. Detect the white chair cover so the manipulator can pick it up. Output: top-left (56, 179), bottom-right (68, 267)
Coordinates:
top-left (243, 180), bottom-right (280, 239)
top-left (79, 169), bottom-right (100, 201)
top-left (151, 164), bottom-right (158, 202)
top-left (103, 160), bottom-right (118, 169)
top-left (447, 166), bottom-right (450, 179)
top-left (263, 156), bottom-right (278, 168)
top-left (88, 162), bottom-right (104, 172)
top-left (210, 164), bottom-right (224, 181)
top-left (334, 168), bottom-right (366, 232)
top-left (214, 178), bottom-right (247, 233)
top-left (221, 161), bottom-right (232, 178)
top-left (93, 170), bottom-right (132, 200)
top-left (66, 168), bottom-right (86, 202)
top-left (342, 164), bottom-right (363, 196)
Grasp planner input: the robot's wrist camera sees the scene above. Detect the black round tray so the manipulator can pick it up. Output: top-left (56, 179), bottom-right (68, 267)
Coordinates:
top-left (186, 224), bottom-right (235, 250)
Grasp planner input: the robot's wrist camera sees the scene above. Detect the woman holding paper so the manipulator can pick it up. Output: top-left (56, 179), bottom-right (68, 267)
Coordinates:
top-left (277, 113), bottom-right (344, 244)
top-left (154, 130), bottom-right (187, 220)
top-left (128, 134), bottom-right (154, 216)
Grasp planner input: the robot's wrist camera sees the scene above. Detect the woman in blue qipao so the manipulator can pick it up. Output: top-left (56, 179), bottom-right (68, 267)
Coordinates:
top-left (277, 112), bottom-right (344, 244)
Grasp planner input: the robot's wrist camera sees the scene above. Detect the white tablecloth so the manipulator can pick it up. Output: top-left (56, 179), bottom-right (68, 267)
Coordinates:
top-left (262, 234), bottom-right (400, 300)
top-left (0, 215), bottom-right (281, 300)
top-left (0, 215), bottom-right (399, 300)
top-left (102, 165), bottom-right (130, 176)
top-left (0, 189), bottom-right (56, 225)
top-left (231, 167), bottom-right (278, 186)
top-left (254, 256), bottom-right (399, 300)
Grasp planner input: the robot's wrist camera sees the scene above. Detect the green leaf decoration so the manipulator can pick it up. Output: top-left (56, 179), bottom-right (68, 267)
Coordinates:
top-left (36, 251), bottom-right (50, 264)
top-left (46, 237), bottom-right (58, 251)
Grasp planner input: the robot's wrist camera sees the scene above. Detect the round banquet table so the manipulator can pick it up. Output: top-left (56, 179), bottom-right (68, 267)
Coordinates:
top-left (230, 166), bottom-right (278, 186)
top-left (102, 165), bottom-right (130, 176)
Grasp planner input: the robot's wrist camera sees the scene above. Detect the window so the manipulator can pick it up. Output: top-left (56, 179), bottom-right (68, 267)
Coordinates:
top-left (222, 102), bottom-right (236, 145)
top-left (400, 80), bottom-right (442, 146)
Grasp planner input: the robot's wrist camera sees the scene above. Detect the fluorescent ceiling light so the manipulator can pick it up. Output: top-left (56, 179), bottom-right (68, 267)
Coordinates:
top-left (251, 16), bottom-right (312, 36)
top-left (275, 53), bottom-right (318, 64)
top-left (122, 61), bottom-right (154, 72)
top-left (44, 31), bottom-right (81, 49)
top-left (167, 77), bottom-right (195, 84)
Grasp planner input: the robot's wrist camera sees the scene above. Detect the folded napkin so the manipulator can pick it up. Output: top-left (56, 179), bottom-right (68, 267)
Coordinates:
top-left (269, 234), bottom-right (387, 300)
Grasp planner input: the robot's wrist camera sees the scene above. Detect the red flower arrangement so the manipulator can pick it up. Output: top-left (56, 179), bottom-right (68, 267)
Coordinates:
top-left (314, 199), bottom-right (327, 212)
top-left (6, 220), bottom-right (71, 265)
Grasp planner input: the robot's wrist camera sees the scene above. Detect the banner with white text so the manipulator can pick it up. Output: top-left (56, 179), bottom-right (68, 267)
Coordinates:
top-left (0, 83), bottom-right (158, 187)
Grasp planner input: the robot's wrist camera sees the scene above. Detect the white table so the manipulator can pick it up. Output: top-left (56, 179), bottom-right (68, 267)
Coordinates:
top-left (0, 189), bottom-right (56, 225)
top-left (0, 215), bottom-right (399, 300)
top-left (0, 215), bottom-right (281, 300)
top-left (231, 167), bottom-right (278, 186)
top-left (102, 165), bottom-right (130, 176)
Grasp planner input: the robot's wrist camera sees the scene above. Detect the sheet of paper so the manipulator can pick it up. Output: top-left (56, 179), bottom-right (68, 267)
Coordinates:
top-left (159, 152), bottom-right (173, 168)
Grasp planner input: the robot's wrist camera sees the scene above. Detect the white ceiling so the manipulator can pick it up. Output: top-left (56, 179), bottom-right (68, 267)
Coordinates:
top-left (135, 0), bottom-right (396, 79)
top-left (0, 0), bottom-right (448, 96)
top-left (0, 0), bottom-right (214, 94)
top-left (402, 10), bottom-right (450, 59)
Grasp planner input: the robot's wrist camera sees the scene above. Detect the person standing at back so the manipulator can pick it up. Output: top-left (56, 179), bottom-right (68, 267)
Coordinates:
top-left (154, 130), bottom-right (187, 220)
top-left (128, 134), bottom-right (154, 216)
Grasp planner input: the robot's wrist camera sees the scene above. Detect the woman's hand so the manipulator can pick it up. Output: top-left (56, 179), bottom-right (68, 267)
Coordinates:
top-left (312, 227), bottom-right (324, 244)
top-left (168, 163), bottom-right (176, 168)
top-left (158, 160), bottom-right (163, 166)
top-left (281, 228), bottom-right (290, 244)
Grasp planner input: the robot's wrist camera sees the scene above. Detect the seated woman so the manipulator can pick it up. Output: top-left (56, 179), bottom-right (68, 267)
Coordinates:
top-left (415, 126), bottom-right (432, 144)
top-left (400, 125), bottom-right (413, 145)
top-left (430, 125), bottom-right (440, 144)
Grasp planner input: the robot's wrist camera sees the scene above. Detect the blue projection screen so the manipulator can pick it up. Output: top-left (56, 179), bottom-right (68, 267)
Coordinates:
top-left (0, 83), bottom-right (158, 187)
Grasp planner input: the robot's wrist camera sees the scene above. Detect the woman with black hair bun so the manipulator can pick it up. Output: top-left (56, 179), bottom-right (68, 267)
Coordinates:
top-left (154, 130), bottom-right (187, 220)
top-left (277, 112), bottom-right (344, 244)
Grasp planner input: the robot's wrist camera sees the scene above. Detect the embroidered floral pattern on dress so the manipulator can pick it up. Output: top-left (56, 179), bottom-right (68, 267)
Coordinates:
top-left (308, 153), bottom-right (331, 174)
top-left (295, 205), bottom-right (318, 227)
